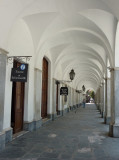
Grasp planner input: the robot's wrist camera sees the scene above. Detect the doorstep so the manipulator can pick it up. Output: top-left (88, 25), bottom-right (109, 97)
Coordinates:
top-left (12, 130), bottom-right (29, 140)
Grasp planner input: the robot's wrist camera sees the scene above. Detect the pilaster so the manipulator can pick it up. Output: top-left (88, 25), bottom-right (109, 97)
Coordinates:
top-left (99, 86), bottom-right (102, 114)
top-left (96, 88), bottom-right (100, 110)
top-left (0, 48), bottom-right (8, 151)
top-left (109, 68), bottom-right (119, 137)
top-left (101, 83), bottom-right (104, 118)
top-left (34, 68), bottom-right (42, 121)
top-left (104, 78), bottom-right (111, 124)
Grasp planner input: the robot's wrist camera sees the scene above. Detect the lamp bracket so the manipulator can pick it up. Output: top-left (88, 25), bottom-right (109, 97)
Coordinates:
top-left (107, 66), bottom-right (114, 72)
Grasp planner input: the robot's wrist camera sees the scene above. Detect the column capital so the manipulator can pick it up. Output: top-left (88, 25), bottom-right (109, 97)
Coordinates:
top-left (107, 67), bottom-right (114, 72)
top-left (100, 82), bottom-right (104, 87)
top-left (34, 68), bottom-right (42, 72)
top-left (107, 67), bottom-right (119, 72)
top-left (0, 48), bottom-right (8, 55)
top-left (104, 77), bottom-right (111, 80)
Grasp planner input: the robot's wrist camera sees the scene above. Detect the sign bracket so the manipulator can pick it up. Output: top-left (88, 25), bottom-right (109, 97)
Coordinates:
top-left (7, 56), bottom-right (32, 64)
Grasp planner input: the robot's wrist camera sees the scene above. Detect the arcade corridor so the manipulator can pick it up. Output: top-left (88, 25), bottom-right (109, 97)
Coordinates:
top-left (1, 0), bottom-right (119, 158)
top-left (0, 104), bottom-right (119, 160)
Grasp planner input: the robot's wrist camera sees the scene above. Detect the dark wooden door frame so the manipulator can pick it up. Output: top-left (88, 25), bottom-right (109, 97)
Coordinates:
top-left (11, 60), bottom-right (25, 134)
top-left (41, 58), bottom-right (48, 119)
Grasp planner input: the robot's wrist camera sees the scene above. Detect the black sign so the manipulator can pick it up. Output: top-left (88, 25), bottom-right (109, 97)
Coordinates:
top-left (11, 64), bottom-right (28, 82)
top-left (60, 87), bottom-right (68, 95)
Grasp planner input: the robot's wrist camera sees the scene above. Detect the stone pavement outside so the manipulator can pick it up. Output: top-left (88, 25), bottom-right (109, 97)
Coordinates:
top-left (0, 104), bottom-right (119, 160)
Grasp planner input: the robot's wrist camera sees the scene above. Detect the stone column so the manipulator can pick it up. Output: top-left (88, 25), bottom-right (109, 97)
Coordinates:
top-left (109, 68), bottom-right (119, 137)
top-left (75, 90), bottom-right (76, 106)
top-left (71, 88), bottom-right (74, 110)
top-left (104, 79), bottom-right (107, 122)
top-left (51, 79), bottom-right (57, 120)
top-left (78, 93), bottom-right (80, 107)
top-left (96, 88), bottom-right (100, 110)
top-left (72, 88), bottom-right (74, 106)
top-left (80, 92), bottom-right (83, 104)
top-left (95, 92), bottom-right (97, 105)
top-left (74, 89), bottom-right (76, 108)
top-left (99, 84), bottom-right (104, 117)
top-left (101, 84), bottom-right (104, 117)
top-left (68, 86), bottom-right (71, 108)
top-left (76, 91), bottom-right (78, 108)
top-left (104, 78), bottom-right (111, 124)
top-left (73, 89), bottom-right (75, 106)
top-left (95, 88), bottom-right (100, 110)
top-left (77, 92), bottom-right (79, 105)
top-left (68, 86), bottom-right (71, 110)
top-left (70, 87), bottom-right (72, 108)
top-left (67, 86), bottom-right (69, 107)
top-left (79, 92), bottom-right (81, 104)
top-left (96, 88), bottom-right (98, 109)
top-left (98, 88), bottom-right (100, 109)
top-left (76, 92), bottom-right (77, 104)
top-left (58, 83), bottom-right (63, 115)
top-left (102, 83), bottom-right (105, 118)
top-left (99, 86), bottom-right (102, 113)
top-left (74, 90), bottom-right (76, 105)
top-left (0, 48), bottom-right (8, 151)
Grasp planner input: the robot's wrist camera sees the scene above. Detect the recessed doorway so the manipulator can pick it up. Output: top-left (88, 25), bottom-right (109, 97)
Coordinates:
top-left (11, 60), bottom-right (25, 134)
top-left (41, 58), bottom-right (48, 119)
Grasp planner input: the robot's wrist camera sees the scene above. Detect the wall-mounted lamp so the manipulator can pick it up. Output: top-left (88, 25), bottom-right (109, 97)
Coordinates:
top-left (69, 69), bottom-right (75, 81)
top-left (55, 69), bottom-right (75, 84)
top-left (82, 85), bottom-right (85, 92)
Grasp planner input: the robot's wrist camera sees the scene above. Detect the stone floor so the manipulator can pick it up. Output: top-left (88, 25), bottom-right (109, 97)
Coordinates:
top-left (0, 104), bottom-right (119, 160)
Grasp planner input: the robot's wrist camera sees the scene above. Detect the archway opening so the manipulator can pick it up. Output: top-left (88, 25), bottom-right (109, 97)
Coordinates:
top-left (86, 90), bottom-right (95, 103)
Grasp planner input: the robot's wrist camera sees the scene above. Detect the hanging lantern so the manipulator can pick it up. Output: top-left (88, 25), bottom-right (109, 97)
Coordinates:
top-left (69, 69), bottom-right (75, 81)
top-left (82, 85), bottom-right (85, 91)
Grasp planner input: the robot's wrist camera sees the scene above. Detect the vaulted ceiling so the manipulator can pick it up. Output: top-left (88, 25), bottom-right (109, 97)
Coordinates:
top-left (0, 0), bottom-right (119, 91)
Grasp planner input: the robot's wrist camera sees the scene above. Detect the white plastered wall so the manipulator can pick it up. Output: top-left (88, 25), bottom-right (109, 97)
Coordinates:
top-left (3, 19), bottom-right (35, 129)
top-left (115, 22), bottom-right (119, 67)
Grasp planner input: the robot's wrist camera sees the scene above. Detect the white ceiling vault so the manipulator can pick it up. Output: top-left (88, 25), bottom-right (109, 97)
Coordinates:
top-left (0, 0), bottom-right (119, 92)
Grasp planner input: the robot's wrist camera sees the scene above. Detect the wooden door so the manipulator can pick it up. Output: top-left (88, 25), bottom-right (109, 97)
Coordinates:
top-left (41, 58), bottom-right (48, 118)
top-left (56, 84), bottom-right (58, 114)
top-left (11, 61), bottom-right (25, 134)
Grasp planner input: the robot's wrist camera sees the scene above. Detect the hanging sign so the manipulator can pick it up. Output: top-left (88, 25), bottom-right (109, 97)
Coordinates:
top-left (11, 64), bottom-right (28, 82)
top-left (60, 87), bottom-right (68, 95)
